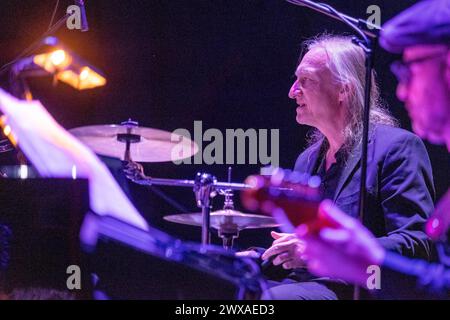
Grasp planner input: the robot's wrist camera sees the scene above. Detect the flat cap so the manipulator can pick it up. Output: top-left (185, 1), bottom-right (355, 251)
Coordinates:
top-left (380, 0), bottom-right (450, 54)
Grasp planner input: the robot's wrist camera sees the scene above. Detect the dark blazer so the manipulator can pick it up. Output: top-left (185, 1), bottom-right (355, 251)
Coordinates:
top-left (294, 124), bottom-right (435, 259)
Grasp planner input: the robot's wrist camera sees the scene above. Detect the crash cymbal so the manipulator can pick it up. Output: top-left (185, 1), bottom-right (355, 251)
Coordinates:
top-left (164, 209), bottom-right (280, 231)
top-left (69, 122), bottom-right (198, 162)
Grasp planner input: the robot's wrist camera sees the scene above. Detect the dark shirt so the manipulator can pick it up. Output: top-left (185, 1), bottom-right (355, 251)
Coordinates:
top-left (314, 144), bottom-right (346, 201)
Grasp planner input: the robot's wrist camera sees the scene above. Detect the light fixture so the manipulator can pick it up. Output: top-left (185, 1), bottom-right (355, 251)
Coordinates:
top-left (12, 36), bottom-right (106, 92)
top-left (30, 37), bottom-right (107, 90)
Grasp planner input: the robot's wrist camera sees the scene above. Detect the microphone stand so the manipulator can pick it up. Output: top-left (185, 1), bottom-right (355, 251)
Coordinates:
top-left (286, 0), bottom-right (382, 300)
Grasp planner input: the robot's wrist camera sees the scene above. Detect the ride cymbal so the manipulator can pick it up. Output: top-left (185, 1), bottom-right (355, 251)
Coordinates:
top-left (70, 123), bottom-right (198, 162)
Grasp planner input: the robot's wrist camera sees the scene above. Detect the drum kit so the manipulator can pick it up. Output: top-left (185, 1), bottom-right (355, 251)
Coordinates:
top-left (1, 118), bottom-right (282, 299)
top-left (68, 119), bottom-right (283, 299)
top-left (68, 119), bottom-right (281, 250)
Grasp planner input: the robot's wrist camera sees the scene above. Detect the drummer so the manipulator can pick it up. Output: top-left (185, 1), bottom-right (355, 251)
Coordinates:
top-left (294, 0), bottom-right (450, 298)
top-left (257, 34), bottom-right (435, 299)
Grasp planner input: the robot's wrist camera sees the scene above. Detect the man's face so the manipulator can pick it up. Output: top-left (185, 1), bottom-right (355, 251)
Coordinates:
top-left (396, 44), bottom-right (450, 144)
top-left (288, 48), bottom-right (342, 129)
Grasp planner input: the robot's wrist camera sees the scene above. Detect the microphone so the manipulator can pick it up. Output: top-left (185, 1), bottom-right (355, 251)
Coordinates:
top-left (75, 0), bottom-right (89, 32)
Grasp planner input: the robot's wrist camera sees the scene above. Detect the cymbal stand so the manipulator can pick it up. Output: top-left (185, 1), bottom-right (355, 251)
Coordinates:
top-left (217, 167), bottom-right (240, 250)
top-left (124, 162), bottom-right (257, 247)
top-left (117, 119), bottom-right (141, 162)
top-left (194, 172), bottom-right (217, 246)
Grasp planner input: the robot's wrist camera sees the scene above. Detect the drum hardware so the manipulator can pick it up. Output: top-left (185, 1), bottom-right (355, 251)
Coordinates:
top-left (194, 172), bottom-right (217, 245)
top-left (126, 163), bottom-right (280, 248)
top-left (71, 121), bottom-right (284, 248)
top-left (116, 119), bottom-right (141, 162)
top-left (216, 188), bottom-right (239, 250)
top-left (164, 167), bottom-right (280, 249)
top-left (125, 162), bottom-right (284, 248)
top-left (124, 161), bottom-right (252, 191)
top-left (214, 167), bottom-right (261, 250)
top-left (124, 162), bottom-right (255, 247)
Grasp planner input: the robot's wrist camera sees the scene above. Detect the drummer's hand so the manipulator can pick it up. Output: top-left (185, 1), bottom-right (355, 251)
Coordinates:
top-left (261, 231), bottom-right (307, 269)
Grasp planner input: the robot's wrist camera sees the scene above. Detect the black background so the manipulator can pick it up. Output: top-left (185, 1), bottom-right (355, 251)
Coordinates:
top-left (0, 0), bottom-right (448, 249)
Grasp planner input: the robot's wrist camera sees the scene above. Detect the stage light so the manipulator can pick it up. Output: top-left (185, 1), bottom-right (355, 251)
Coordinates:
top-left (3, 124), bottom-right (11, 137)
top-left (33, 49), bottom-right (72, 73)
top-left (0, 115), bottom-right (18, 147)
top-left (14, 37), bottom-right (107, 91)
top-left (50, 50), bottom-right (67, 66)
top-left (56, 66), bottom-right (106, 90)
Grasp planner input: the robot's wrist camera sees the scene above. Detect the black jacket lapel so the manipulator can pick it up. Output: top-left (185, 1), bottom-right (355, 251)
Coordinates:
top-left (332, 143), bottom-right (362, 202)
top-left (304, 141), bottom-right (323, 175)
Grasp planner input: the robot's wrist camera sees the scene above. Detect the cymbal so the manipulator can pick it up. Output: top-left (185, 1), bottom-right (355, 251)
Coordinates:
top-left (69, 124), bottom-right (198, 162)
top-left (164, 209), bottom-right (280, 231)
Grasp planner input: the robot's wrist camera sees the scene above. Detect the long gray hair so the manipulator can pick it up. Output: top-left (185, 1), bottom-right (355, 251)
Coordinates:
top-left (302, 34), bottom-right (398, 152)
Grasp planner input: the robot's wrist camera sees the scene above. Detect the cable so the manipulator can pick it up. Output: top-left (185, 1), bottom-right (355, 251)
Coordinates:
top-left (48, 0), bottom-right (61, 31)
top-left (148, 185), bottom-right (189, 213)
top-left (318, 2), bottom-right (369, 45)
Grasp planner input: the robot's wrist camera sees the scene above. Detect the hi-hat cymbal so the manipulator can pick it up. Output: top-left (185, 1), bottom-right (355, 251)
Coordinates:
top-left (164, 209), bottom-right (280, 231)
top-left (69, 124), bottom-right (198, 162)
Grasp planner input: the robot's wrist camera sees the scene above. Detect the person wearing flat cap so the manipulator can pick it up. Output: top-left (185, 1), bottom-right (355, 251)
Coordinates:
top-left (293, 0), bottom-right (450, 298)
